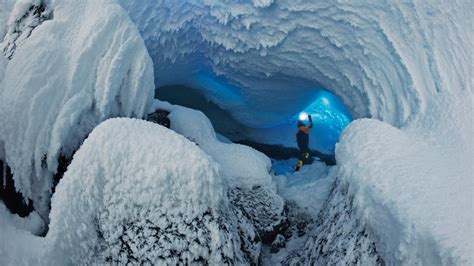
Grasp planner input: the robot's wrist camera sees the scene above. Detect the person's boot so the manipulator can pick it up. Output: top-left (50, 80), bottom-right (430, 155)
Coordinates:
top-left (295, 160), bottom-right (303, 171)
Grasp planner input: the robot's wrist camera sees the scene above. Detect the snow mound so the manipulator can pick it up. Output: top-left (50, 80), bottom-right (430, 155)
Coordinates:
top-left (0, 0), bottom-right (154, 218)
top-left (0, 201), bottom-right (44, 236)
top-left (335, 117), bottom-right (472, 265)
top-left (46, 118), bottom-right (259, 265)
top-left (149, 101), bottom-right (287, 246)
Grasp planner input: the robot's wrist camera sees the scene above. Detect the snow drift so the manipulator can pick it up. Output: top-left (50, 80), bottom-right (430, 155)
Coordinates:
top-left (0, 0), bottom-right (154, 218)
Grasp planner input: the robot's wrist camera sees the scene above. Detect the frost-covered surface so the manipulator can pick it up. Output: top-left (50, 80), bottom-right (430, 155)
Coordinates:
top-left (0, 0), bottom-right (154, 219)
top-left (0, 0), bottom-right (15, 40)
top-left (45, 118), bottom-right (259, 265)
top-left (228, 186), bottom-right (285, 242)
top-left (1, 0), bottom-right (52, 59)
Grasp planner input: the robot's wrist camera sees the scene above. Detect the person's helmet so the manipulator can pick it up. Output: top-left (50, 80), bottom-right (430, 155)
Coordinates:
top-left (297, 112), bottom-right (308, 127)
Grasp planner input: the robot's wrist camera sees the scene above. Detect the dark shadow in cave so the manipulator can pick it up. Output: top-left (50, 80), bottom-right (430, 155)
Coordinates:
top-left (0, 161), bottom-right (34, 217)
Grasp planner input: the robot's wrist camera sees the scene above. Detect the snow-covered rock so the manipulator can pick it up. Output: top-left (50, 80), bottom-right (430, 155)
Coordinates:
top-left (0, 0), bottom-right (154, 219)
top-left (46, 118), bottom-right (260, 265)
top-left (149, 101), bottom-right (288, 246)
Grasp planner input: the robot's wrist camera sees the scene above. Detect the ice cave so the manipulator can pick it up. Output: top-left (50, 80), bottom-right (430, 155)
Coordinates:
top-left (0, 0), bottom-right (472, 265)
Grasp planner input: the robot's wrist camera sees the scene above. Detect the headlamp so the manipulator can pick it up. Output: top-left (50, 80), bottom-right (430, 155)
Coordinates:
top-left (298, 112), bottom-right (309, 121)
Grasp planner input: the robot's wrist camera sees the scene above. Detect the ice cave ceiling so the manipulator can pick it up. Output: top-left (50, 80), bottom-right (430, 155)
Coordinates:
top-left (116, 0), bottom-right (465, 128)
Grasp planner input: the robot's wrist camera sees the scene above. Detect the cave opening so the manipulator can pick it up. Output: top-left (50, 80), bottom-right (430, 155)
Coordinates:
top-left (155, 83), bottom-right (352, 167)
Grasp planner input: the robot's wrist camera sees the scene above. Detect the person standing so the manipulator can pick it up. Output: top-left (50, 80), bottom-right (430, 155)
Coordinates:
top-left (295, 114), bottom-right (313, 171)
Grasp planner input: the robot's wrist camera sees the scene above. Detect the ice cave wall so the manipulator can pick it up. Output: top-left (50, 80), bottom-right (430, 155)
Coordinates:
top-left (0, 0), bottom-right (155, 218)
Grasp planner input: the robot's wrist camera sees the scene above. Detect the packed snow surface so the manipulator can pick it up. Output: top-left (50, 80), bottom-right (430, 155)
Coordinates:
top-left (0, 0), bottom-right (154, 217)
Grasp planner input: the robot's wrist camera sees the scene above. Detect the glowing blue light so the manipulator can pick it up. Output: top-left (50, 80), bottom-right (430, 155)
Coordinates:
top-left (297, 90), bottom-right (352, 154)
top-left (299, 112), bottom-right (309, 121)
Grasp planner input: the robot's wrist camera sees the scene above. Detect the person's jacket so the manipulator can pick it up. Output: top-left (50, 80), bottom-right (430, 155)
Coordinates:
top-left (296, 115), bottom-right (313, 152)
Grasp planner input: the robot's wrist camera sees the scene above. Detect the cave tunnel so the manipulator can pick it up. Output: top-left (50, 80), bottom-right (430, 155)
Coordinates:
top-left (155, 74), bottom-right (352, 164)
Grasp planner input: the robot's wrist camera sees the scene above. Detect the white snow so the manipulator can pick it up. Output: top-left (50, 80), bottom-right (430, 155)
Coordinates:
top-left (45, 118), bottom-right (257, 264)
top-left (0, 0), bottom-right (15, 40)
top-left (0, 53), bottom-right (6, 84)
top-left (252, 0), bottom-right (274, 8)
top-left (151, 100), bottom-right (276, 190)
top-left (0, 202), bottom-right (43, 265)
top-left (0, 0), bottom-right (154, 218)
top-left (274, 161), bottom-right (335, 218)
top-left (0, 202), bottom-right (44, 236)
